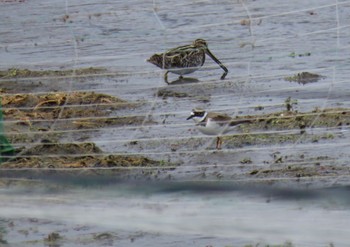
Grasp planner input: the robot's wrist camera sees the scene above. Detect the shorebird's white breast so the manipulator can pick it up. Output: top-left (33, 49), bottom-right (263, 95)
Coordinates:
top-left (196, 118), bottom-right (229, 135)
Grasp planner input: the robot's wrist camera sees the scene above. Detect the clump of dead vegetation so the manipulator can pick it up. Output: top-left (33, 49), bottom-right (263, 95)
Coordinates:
top-left (221, 107), bottom-right (349, 148)
top-left (235, 107), bottom-right (350, 131)
top-left (1, 142), bottom-right (175, 169)
top-left (284, 71), bottom-right (324, 84)
top-left (0, 67), bottom-right (106, 79)
top-left (0, 68), bottom-right (165, 174)
top-left (1, 91), bottom-right (153, 144)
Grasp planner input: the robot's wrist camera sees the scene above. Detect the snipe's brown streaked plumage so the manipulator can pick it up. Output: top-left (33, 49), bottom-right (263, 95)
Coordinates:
top-left (147, 39), bottom-right (228, 83)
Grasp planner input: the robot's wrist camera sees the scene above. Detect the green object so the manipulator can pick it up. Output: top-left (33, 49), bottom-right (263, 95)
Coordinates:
top-left (0, 97), bottom-right (14, 163)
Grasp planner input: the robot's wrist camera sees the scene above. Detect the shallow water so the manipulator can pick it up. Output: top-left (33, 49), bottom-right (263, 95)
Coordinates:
top-left (1, 0), bottom-right (350, 246)
top-left (1, 180), bottom-right (350, 246)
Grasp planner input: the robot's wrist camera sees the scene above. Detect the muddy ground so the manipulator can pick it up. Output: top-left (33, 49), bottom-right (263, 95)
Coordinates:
top-left (1, 0), bottom-right (350, 245)
top-left (1, 67), bottom-right (350, 186)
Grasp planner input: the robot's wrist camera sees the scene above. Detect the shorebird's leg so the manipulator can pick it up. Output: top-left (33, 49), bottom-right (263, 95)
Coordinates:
top-left (164, 71), bottom-right (170, 84)
top-left (216, 136), bottom-right (222, 150)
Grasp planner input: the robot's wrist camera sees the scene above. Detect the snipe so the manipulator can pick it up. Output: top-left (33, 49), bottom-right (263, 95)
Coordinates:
top-left (148, 39), bottom-right (228, 83)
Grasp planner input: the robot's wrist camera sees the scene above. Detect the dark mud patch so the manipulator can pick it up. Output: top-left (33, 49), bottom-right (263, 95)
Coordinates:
top-left (284, 71), bottom-right (325, 84)
top-left (0, 67), bottom-right (106, 79)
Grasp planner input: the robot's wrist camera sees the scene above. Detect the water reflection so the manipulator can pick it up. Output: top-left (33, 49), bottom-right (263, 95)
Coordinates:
top-left (166, 77), bottom-right (199, 85)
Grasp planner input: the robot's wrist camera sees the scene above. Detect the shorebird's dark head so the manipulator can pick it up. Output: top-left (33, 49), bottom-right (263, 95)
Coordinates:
top-left (187, 108), bottom-right (206, 120)
top-left (193, 39), bottom-right (208, 49)
top-left (147, 54), bottom-right (164, 68)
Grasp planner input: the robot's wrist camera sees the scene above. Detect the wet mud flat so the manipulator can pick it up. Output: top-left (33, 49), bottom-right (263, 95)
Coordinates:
top-left (1, 0), bottom-right (350, 245)
top-left (1, 68), bottom-right (350, 187)
top-left (1, 68), bottom-right (350, 246)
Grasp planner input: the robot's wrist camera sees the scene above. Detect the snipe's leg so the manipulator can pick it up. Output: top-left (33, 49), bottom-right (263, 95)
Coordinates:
top-left (216, 136), bottom-right (222, 150)
top-left (164, 71), bottom-right (170, 84)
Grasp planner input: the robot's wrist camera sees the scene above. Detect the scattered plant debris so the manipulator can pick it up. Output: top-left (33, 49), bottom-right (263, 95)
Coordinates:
top-left (1, 142), bottom-right (176, 170)
top-left (157, 89), bottom-right (189, 99)
top-left (284, 71), bottom-right (324, 84)
top-left (284, 97), bottom-right (298, 112)
top-left (288, 52), bottom-right (311, 58)
top-left (0, 67), bottom-right (106, 79)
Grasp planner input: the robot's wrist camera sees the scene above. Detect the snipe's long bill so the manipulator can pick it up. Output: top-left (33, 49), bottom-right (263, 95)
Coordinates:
top-left (147, 39), bottom-right (228, 83)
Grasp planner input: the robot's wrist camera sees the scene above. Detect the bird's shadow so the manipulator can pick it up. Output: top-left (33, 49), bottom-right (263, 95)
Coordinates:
top-left (166, 77), bottom-right (200, 85)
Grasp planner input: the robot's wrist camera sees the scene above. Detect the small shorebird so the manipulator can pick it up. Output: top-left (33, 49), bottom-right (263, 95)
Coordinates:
top-left (187, 108), bottom-right (252, 149)
top-left (148, 39), bottom-right (228, 83)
